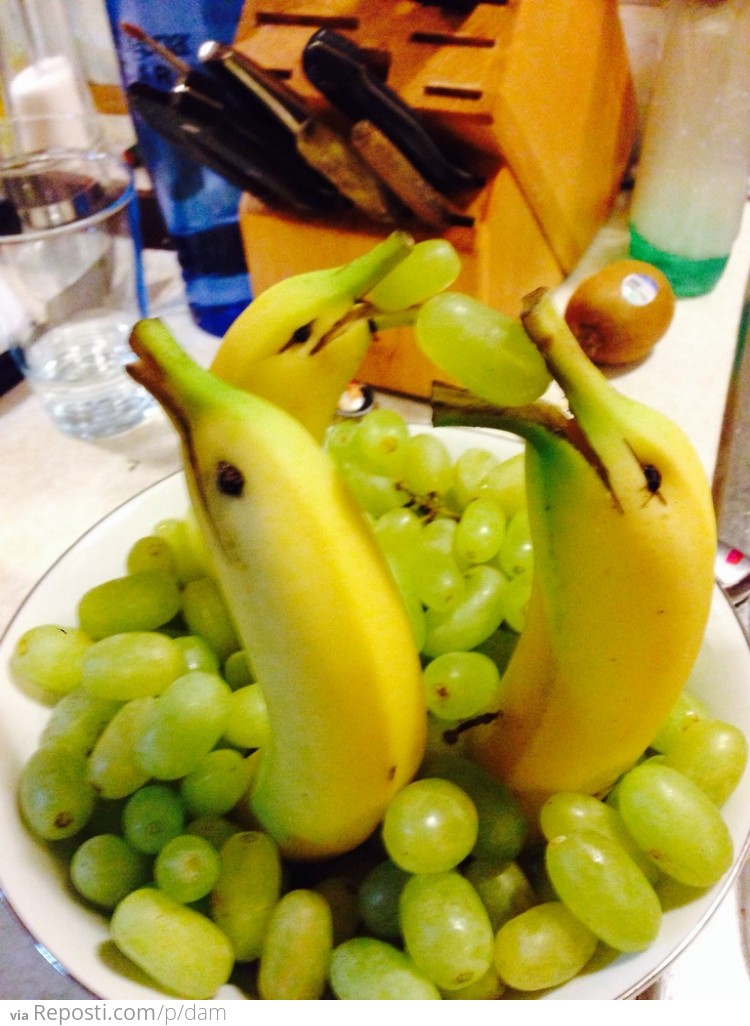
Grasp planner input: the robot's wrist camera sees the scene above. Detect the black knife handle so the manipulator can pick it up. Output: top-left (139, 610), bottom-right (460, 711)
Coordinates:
top-left (127, 83), bottom-right (344, 216)
top-left (302, 29), bottom-right (484, 196)
top-left (171, 83), bottom-right (346, 214)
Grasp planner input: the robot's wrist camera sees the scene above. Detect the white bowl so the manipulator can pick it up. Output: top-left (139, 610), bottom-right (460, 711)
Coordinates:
top-left (1, 427), bottom-right (749, 1000)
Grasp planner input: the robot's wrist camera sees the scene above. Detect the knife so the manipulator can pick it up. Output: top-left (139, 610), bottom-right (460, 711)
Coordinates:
top-left (126, 82), bottom-right (343, 216)
top-left (713, 276), bottom-right (750, 633)
top-left (302, 27), bottom-right (484, 197)
top-left (351, 120), bottom-right (473, 229)
top-left (198, 41), bottom-right (398, 224)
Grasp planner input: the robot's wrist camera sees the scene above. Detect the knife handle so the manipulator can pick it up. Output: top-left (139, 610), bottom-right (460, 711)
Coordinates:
top-left (302, 29), bottom-right (484, 197)
top-left (351, 120), bottom-right (473, 230)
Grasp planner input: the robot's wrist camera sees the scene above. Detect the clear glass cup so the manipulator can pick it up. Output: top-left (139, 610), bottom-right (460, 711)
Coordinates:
top-left (0, 143), bottom-right (152, 439)
top-left (0, 0), bottom-right (99, 150)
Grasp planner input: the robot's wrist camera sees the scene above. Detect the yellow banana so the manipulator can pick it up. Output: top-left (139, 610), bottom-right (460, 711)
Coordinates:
top-left (128, 319), bottom-right (426, 860)
top-left (433, 288), bottom-right (716, 818)
top-left (211, 231), bottom-right (415, 440)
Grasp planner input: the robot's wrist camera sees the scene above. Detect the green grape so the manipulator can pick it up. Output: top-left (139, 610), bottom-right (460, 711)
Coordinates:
top-left (173, 635), bottom-right (221, 675)
top-left (650, 690), bottom-right (710, 753)
top-left (183, 508), bottom-right (213, 575)
top-left (416, 292), bottom-right (551, 406)
top-left (186, 814), bottom-right (241, 850)
top-left (352, 408), bottom-right (410, 477)
top-left (664, 718), bottom-right (748, 806)
top-left (222, 683), bottom-right (271, 751)
top-left (385, 554), bottom-right (427, 652)
top-left (111, 887), bottom-right (234, 999)
top-left (87, 697), bottom-right (154, 799)
top-left (181, 577), bottom-right (240, 663)
top-left (329, 936), bottom-right (441, 1000)
top-left (153, 516), bottom-right (209, 584)
top-left (440, 965), bottom-right (506, 1000)
top-left (453, 498), bottom-right (506, 565)
top-left (420, 516), bottom-right (457, 554)
top-left (428, 755), bottom-right (527, 862)
top-left (382, 777), bottom-right (478, 874)
top-left (464, 858), bottom-right (537, 932)
top-left (545, 830), bottom-right (662, 952)
top-left (411, 548), bottom-right (466, 613)
top-left (10, 624), bottom-right (92, 696)
top-left (539, 791), bottom-right (659, 884)
top-left (478, 453), bottom-right (527, 518)
top-left (401, 432), bottom-right (453, 497)
top-left (400, 870), bottom-right (494, 991)
top-left (493, 901), bottom-right (598, 992)
top-left (367, 238), bottom-right (461, 311)
top-left (339, 459), bottom-right (409, 518)
top-left (448, 448), bottom-right (500, 512)
top-left (499, 570), bottom-right (532, 633)
top-left (179, 748), bottom-right (253, 817)
top-left (81, 632), bottom-right (184, 700)
top-left (69, 833), bottom-right (149, 909)
top-left (324, 419), bottom-right (360, 464)
top-left (122, 783), bottom-right (185, 854)
top-left (258, 889), bottom-right (334, 1000)
top-left (313, 876), bottom-right (360, 946)
top-left (498, 509), bottom-right (533, 577)
top-left (423, 564), bottom-right (507, 657)
top-left (211, 831), bottom-right (282, 962)
top-left (422, 650), bottom-right (502, 721)
top-left (40, 687), bottom-right (122, 753)
top-left (357, 859), bottom-right (411, 939)
top-left (222, 649), bottom-right (255, 689)
top-left (126, 535), bottom-right (178, 577)
top-left (616, 761), bottom-right (734, 888)
top-left (18, 743), bottom-right (97, 840)
top-left (154, 833), bottom-right (222, 904)
top-left (374, 507), bottom-right (423, 560)
top-left (134, 671), bottom-right (232, 780)
top-left (77, 571), bottom-right (181, 640)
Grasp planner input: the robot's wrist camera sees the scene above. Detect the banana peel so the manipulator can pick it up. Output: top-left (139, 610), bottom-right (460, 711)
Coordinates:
top-left (433, 288), bottom-right (716, 817)
top-left (128, 318), bottom-right (426, 859)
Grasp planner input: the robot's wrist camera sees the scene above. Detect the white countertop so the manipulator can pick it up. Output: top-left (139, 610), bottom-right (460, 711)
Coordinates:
top-left (2, 204), bottom-right (750, 999)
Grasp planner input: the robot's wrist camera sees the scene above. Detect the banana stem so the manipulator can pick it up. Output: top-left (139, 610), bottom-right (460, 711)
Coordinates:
top-left (128, 317), bottom-right (233, 434)
top-left (369, 307), bottom-right (418, 333)
top-left (521, 289), bottom-right (618, 427)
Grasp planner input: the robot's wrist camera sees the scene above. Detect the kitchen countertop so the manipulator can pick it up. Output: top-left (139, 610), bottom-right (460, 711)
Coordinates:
top-left (2, 202), bottom-right (750, 1000)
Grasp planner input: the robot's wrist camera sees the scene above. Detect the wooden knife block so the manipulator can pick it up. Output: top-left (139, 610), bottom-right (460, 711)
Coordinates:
top-left (234, 0), bottom-right (637, 398)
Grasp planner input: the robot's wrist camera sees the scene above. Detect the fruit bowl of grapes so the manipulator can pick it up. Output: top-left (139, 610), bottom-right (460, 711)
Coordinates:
top-left (2, 237), bottom-right (750, 1001)
top-left (1, 419), bottom-right (749, 1001)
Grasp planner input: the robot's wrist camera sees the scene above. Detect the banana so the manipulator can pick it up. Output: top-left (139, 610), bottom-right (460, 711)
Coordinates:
top-left (433, 288), bottom-right (716, 818)
top-left (128, 318), bottom-right (426, 860)
top-left (210, 231), bottom-right (415, 439)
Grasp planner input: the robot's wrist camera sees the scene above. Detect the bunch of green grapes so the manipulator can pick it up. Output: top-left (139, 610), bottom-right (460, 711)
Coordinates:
top-left (9, 408), bottom-right (748, 1000)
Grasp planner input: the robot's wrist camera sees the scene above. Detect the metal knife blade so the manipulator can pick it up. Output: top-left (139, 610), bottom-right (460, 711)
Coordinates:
top-left (713, 278), bottom-right (750, 631)
top-left (302, 27), bottom-right (484, 196)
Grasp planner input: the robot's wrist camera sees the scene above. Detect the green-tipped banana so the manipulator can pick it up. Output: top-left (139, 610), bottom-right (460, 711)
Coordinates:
top-left (128, 319), bottom-right (426, 859)
top-left (433, 289), bottom-right (716, 818)
top-left (211, 231), bottom-right (415, 439)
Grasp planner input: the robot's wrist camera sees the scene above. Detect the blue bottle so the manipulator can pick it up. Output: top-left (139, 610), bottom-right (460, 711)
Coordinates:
top-left (105, 0), bottom-right (252, 336)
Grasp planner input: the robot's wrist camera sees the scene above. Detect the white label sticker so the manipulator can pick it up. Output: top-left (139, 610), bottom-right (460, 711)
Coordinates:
top-left (620, 273), bottom-right (659, 307)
